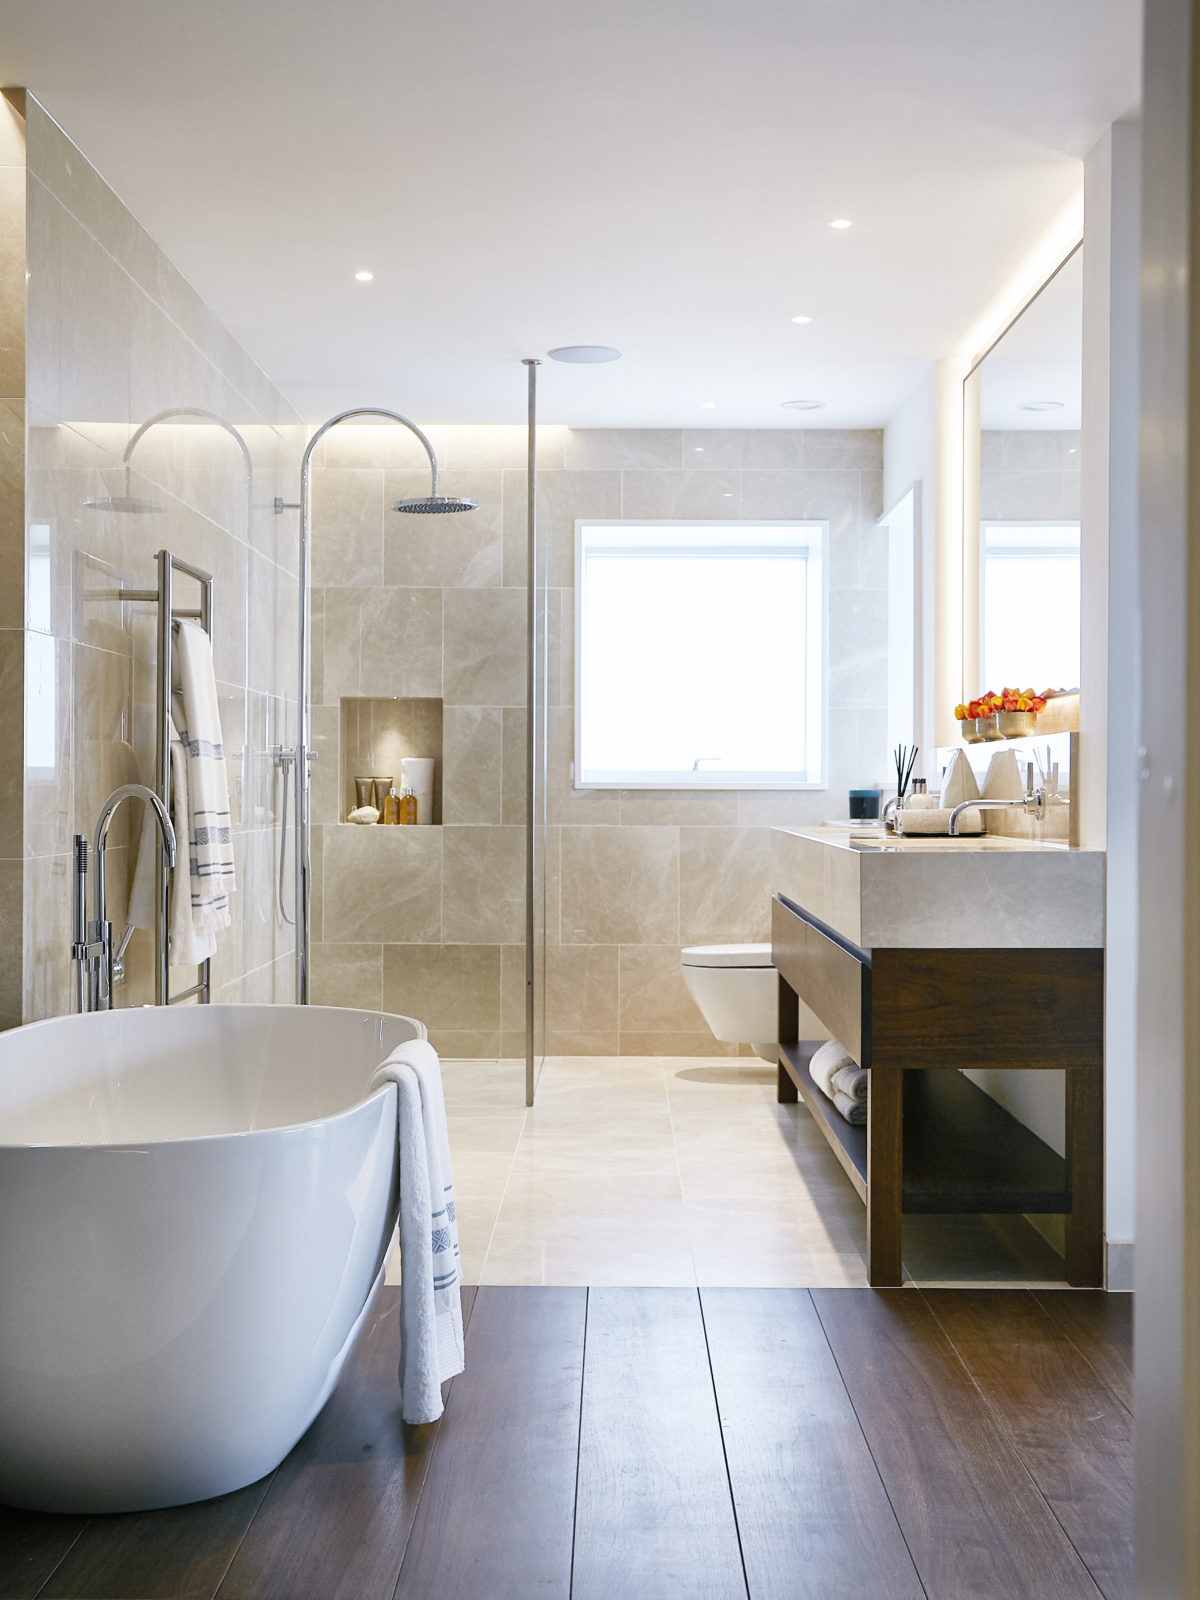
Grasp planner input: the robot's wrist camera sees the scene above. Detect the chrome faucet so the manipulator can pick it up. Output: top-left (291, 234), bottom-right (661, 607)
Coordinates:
top-left (947, 790), bottom-right (1048, 835)
top-left (73, 784), bottom-right (177, 1012)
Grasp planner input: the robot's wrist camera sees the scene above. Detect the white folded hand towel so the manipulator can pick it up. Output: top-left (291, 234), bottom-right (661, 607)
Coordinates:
top-left (367, 1039), bottom-right (464, 1424)
top-left (833, 1090), bottom-right (867, 1126)
top-left (809, 1039), bottom-right (856, 1099)
top-left (172, 620), bottom-right (235, 939)
top-left (831, 1064), bottom-right (868, 1103)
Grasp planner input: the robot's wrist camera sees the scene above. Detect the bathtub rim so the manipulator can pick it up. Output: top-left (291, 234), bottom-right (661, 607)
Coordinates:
top-left (0, 1002), bottom-right (426, 1152)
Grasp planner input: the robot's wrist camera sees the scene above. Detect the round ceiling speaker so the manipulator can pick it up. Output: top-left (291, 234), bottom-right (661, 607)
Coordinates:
top-left (547, 346), bottom-right (622, 363)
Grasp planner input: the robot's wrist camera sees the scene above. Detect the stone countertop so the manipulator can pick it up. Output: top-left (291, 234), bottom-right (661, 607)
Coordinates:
top-left (772, 825), bottom-right (1105, 950)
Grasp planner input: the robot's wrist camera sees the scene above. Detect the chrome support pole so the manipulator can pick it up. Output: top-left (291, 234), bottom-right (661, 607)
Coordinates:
top-left (523, 359), bottom-right (540, 1108)
top-left (155, 548), bottom-right (172, 1005)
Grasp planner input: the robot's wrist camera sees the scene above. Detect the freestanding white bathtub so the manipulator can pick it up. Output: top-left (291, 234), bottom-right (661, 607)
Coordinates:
top-left (0, 1003), bottom-right (423, 1514)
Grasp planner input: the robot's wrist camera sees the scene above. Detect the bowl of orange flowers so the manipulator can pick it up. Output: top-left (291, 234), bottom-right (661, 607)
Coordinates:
top-left (955, 688), bottom-right (1049, 742)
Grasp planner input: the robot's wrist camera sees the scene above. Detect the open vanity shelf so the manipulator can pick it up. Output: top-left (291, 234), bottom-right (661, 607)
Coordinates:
top-left (780, 1041), bottom-right (1071, 1215)
top-left (772, 885), bottom-right (1104, 1287)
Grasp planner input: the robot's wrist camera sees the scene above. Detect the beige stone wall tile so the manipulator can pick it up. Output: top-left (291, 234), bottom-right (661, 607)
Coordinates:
top-left (382, 942), bottom-right (501, 1032)
top-left (501, 467), bottom-right (621, 587)
top-left (440, 423), bottom-right (565, 471)
top-left (741, 433), bottom-right (807, 469)
top-left (442, 588), bottom-right (524, 706)
top-left (619, 1031), bottom-right (735, 1057)
top-left (500, 1029), bottom-right (527, 1059)
top-left (678, 826), bottom-right (773, 945)
top-left (384, 468), bottom-right (503, 587)
top-left (619, 468), bottom-right (742, 519)
top-left (682, 430), bottom-right (752, 468)
top-left (501, 707), bottom-right (526, 824)
top-left (546, 1030), bottom-right (621, 1056)
top-left (322, 824), bottom-right (441, 944)
top-left (801, 430), bottom-right (883, 471)
top-left (0, 166), bottom-right (25, 400)
top-left (0, 91), bottom-right (25, 167)
top-left (442, 825), bottom-right (524, 943)
top-left (21, 851), bottom-right (70, 1023)
top-left (618, 789), bottom-right (738, 826)
top-left (309, 703), bottom-right (341, 825)
top-left (308, 824), bottom-right (324, 944)
top-left (618, 944), bottom-right (707, 1033)
top-left (0, 856), bottom-right (21, 1029)
top-left (543, 943), bottom-right (619, 1038)
top-left (430, 1029), bottom-right (502, 1060)
top-left (560, 825), bottom-right (678, 945)
top-left (500, 941), bottom-right (525, 1033)
top-left (0, 631), bottom-right (24, 859)
top-left (736, 789), bottom-right (827, 828)
top-left (548, 704), bottom-right (620, 824)
top-left (740, 468), bottom-right (860, 523)
top-left (317, 422), bottom-right (449, 471)
top-left (310, 468), bottom-right (384, 588)
top-left (359, 588), bottom-right (443, 699)
top-left (828, 590), bottom-right (889, 709)
top-left (442, 706), bottom-right (502, 824)
top-left (565, 429), bottom-right (681, 470)
top-left (0, 404), bottom-right (26, 632)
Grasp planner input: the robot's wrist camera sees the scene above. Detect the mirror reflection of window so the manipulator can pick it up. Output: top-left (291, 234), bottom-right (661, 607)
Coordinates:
top-left (981, 521), bottom-right (1081, 691)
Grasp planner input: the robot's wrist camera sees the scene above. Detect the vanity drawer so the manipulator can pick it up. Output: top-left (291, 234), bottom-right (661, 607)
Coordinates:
top-left (772, 895), bottom-right (872, 1064)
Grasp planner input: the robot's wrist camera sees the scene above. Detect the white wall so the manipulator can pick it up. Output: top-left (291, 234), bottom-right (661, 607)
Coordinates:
top-left (1102, 118), bottom-right (1143, 1281)
top-left (883, 368), bottom-right (936, 777)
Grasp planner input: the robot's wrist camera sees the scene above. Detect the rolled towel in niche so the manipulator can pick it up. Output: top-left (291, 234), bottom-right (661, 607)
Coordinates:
top-left (401, 757), bottom-right (436, 825)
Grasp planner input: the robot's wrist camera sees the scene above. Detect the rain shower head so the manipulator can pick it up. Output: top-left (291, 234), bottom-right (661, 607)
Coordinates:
top-left (82, 494), bottom-right (163, 514)
top-left (392, 493), bottom-right (478, 514)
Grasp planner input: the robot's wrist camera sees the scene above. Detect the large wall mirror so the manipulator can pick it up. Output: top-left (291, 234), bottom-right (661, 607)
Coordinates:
top-left (962, 244), bottom-right (1083, 709)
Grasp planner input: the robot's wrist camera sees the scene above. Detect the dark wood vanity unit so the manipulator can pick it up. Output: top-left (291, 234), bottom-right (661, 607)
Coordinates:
top-left (772, 892), bottom-right (1105, 1287)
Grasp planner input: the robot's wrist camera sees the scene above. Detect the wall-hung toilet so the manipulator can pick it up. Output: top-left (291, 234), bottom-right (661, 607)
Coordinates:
top-left (681, 943), bottom-right (778, 1062)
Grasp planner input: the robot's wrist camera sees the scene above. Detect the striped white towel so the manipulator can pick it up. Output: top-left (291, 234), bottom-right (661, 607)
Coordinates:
top-left (172, 620), bottom-right (235, 940)
top-left (368, 1039), bottom-right (464, 1423)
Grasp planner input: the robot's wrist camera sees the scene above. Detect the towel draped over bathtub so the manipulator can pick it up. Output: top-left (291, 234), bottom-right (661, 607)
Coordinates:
top-left (367, 1039), bottom-right (464, 1423)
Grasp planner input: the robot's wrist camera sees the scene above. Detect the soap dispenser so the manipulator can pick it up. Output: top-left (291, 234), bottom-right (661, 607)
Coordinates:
top-left (382, 786), bottom-right (401, 826)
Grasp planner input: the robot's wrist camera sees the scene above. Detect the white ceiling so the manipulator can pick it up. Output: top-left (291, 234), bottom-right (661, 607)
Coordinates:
top-left (0, 1), bottom-right (1140, 428)
top-left (980, 247), bottom-right (1083, 429)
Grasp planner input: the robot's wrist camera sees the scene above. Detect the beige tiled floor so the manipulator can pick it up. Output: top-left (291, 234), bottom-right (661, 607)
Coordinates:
top-left (387, 1056), bottom-right (1070, 1289)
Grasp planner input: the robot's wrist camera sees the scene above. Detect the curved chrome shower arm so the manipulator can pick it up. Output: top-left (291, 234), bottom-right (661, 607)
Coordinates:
top-left (293, 407), bottom-right (442, 1005)
top-left (122, 406), bottom-right (256, 538)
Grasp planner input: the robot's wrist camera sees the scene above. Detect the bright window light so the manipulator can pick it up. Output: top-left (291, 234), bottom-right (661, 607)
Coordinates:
top-left (981, 522), bottom-right (1081, 691)
top-left (575, 521), bottom-right (826, 788)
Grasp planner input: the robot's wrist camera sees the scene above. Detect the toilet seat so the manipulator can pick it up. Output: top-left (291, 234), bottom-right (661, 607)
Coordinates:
top-left (681, 942), bottom-right (773, 969)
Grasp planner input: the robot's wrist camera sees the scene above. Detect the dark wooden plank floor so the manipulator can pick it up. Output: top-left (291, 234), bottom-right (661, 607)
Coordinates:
top-left (0, 1288), bottom-right (1134, 1600)
top-left (702, 1287), bottom-right (925, 1600)
top-left (572, 1288), bottom-right (745, 1600)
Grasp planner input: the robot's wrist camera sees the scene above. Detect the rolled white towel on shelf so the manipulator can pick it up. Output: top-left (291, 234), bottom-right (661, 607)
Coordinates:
top-left (809, 1039), bottom-right (856, 1099)
top-left (833, 1090), bottom-right (867, 1126)
top-left (831, 1064), bottom-right (868, 1103)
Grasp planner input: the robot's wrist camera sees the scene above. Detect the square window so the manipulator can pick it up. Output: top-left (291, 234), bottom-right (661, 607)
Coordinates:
top-left (980, 521), bottom-right (1081, 692)
top-left (574, 520), bottom-right (826, 788)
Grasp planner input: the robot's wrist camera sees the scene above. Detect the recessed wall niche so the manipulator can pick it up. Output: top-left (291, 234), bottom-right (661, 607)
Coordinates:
top-left (339, 698), bottom-right (443, 824)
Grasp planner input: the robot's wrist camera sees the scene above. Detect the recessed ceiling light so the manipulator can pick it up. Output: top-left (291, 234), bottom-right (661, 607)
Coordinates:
top-left (790, 314), bottom-right (813, 324)
top-left (354, 270), bottom-right (374, 282)
top-left (701, 401), bottom-right (717, 410)
top-left (781, 399), bottom-right (826, 411)
top-left (547, 345), bottom-right (622, 363)
top-left (1018, 400), bottom-right (1064, 412)
top-left (828, 218), bottom-right (853, 230)
top-left (694, 446), bottom-right (704, 452)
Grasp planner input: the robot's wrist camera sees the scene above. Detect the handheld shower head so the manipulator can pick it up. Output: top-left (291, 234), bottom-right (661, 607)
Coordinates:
top-left (82, 494), bottom-right (163, 514)
top-left (392, 493), bottom-right (479, 514)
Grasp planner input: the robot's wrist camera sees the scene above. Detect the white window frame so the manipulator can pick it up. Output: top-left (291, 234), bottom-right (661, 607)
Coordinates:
top-left (979, 519), bottom-right (1082, 691)
top-left (573, 519), bottom-right (828, 790)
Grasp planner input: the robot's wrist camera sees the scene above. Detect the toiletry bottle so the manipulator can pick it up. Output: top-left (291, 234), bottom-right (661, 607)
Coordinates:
top-left (399, 786), bottom-right (418, 826)
top-left (382, 786), bottom-right (401, 825)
